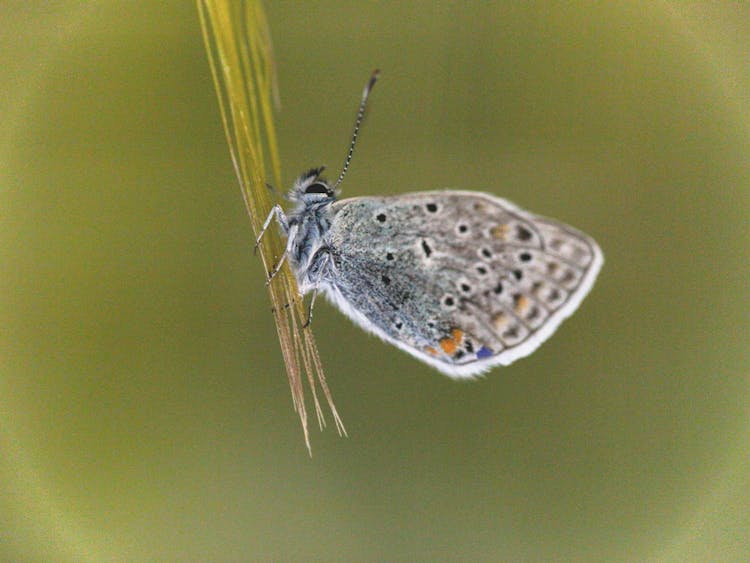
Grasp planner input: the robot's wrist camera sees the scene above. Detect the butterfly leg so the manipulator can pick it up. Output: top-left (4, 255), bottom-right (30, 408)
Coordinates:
top-left (254, 204), bottom-right (289, 255)
top-left (265, 223), bottom-right (298, 285)
top-left (302, 249), bottom-right (332, 328)
top-left (302, 288), bottom-right (318, 329)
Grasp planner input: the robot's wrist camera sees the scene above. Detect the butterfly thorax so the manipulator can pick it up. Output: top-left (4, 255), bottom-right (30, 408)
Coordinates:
top-left (284, 168), bottom-right (340, 292)
top-left (288, 200), bottom-right (334, 271)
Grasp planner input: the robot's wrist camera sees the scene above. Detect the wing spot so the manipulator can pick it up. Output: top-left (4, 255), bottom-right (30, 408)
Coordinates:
top-left (491, 224), bottom-right (509, 239)
top-left (492, 312), bottom-right (510, 330)
top-left (519, 252), bottom-right (532, 262)
top-left (426, 203), bottom-right (438, 213)
top-left (439, 337), bottom-right (457, 355)
top-left (421, 240), bottom-right (433, 257)
top-left (457, 224), bottom-right (469, 234)
top-left (571, 245), bottom-right (587, 261)
top-left (438, 329), bottom-right (464, 357)
top-left (376, 213), bottom-right (387, 223)
top-left (476, 346), bottom-right (493, 359)
top-left (513, 293), bottom-right (530, 314)
top-left (516, 225), bottom-right (533, 241)
top-left (443, 295), bottom-right (455, 308)
top-left (561, 269), bottom-right (576, 284)
top-left (386, 252), bottom-right (394, 261)
top-left (480, 248), bottom-right (493, 259)
top-left (493, 282), bottom-right (504, 294)
top-left (502, 325), bottom-right (520, 340)
top-left (460, 283), bottom-right (472, 293)
top-left (512, 269), bottom-right (523, 281)
top-left (476, 266), bottom-right (488, 275)
top-left (381, 274), bottom-right (391, 285)
top-left (452, 329), bottom-right (464, 344)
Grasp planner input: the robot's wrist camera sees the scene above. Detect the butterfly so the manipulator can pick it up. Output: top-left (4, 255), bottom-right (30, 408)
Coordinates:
top-left (258, 71), bottom-right (602, 377)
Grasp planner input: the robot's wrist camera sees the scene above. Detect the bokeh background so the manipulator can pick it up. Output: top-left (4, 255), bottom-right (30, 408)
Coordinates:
top-left (1, 2), bottom-right (748, 561)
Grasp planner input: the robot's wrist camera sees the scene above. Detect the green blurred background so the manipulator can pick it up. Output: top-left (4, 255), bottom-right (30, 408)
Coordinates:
top-left (1, 2), bottom-right (748, 561)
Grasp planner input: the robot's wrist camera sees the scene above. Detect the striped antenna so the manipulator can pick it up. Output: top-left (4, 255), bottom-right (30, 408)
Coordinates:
top-left (332, 69), bottom-right (380, 191)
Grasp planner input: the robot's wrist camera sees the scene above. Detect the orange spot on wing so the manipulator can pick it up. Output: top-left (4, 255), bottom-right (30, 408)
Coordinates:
top-left (492, 312), bottom-right (509, 331)
top-left (424, 346), bottom-right (439, 356)
top-left (437, 329), bottom-right (465, 357)
top-left (490, 224), bottom-right (509, 239)
top-left (451, 329), bottom-right (464, 345)
top-left (514, 295), bottom-right (529, 314)
top-left (439, 338), bottom-right (457, 355)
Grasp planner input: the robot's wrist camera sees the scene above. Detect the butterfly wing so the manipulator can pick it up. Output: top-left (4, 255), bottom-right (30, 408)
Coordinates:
top-left (321, 191), bottom-right (603, 378)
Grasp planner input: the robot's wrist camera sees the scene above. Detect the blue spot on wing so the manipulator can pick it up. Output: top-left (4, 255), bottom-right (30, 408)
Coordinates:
top-left (476, 346), bottom-right (493, 359)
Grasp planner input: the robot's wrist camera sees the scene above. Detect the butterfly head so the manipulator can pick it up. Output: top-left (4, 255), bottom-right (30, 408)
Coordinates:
top-left (288, 167), bottom-right (338, 204)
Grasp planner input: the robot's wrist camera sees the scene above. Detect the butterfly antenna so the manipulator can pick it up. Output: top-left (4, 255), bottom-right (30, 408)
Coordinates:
top-left (332, 69), bottom-right (380, 191)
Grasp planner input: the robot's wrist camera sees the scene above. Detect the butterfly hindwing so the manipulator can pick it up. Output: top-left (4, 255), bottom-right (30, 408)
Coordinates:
top-left (321, 191), bottom-right (603, 377)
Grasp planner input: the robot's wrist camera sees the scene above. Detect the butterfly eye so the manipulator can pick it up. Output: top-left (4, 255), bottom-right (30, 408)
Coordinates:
top-left (305, 182), bottom-right (330, 195)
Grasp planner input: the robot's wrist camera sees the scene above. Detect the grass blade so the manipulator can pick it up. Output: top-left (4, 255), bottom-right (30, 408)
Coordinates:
top-left (198, 0), bottom-right (345, 454)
